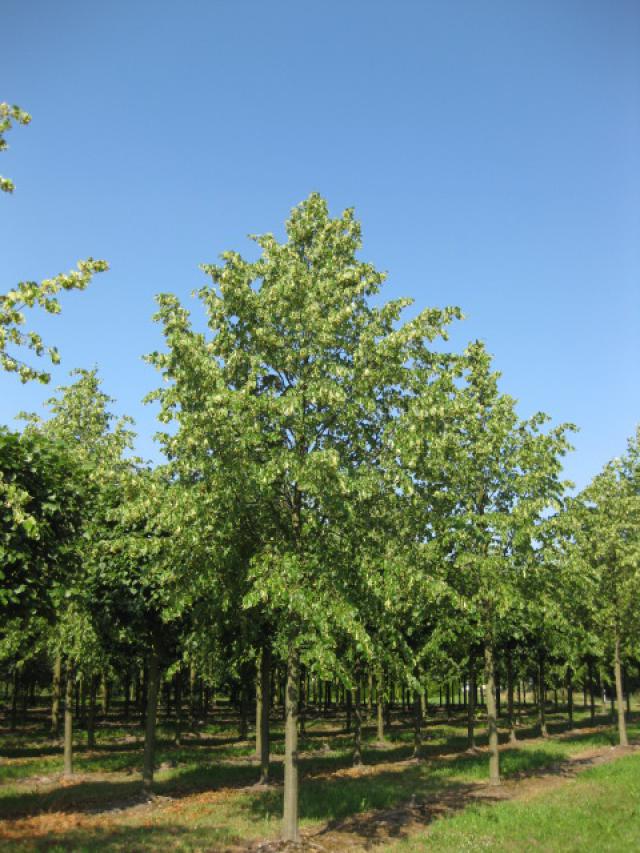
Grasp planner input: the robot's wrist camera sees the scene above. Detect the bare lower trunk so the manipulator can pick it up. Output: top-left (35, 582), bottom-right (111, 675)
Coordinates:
top-left (413, 692), bottom-right (422, 758)
top-left (538, 655), bottom-right (548, 738)
top-left (282, 647), bottom-right (300, 842)
top-left (484, 643), bottom-right (500, 786)
top-left (87, 674), bottom-right (98, 749)
top-left (614, 628), bottom-right (629, 747)
top-left (567, 666), bottom-right (574, 729)
top-left (174, 672), bottom-right (182, 746)
top-left (63, 663), bottom-right (75, 777)
top-left (51, 655), bottom-right (62, 736)
top-left (142, 649), bottom-right (161, 792)
top-left (189, 664), bottom-right (196, 729)
top-left (507, 650), bottom-right (516, 743)
top-left (345, 687), bottom-right (352, 733)
top-left (376, 670), bottom-right (385, 743)
top-left (10, 668), bottom-right (19, 731)
top-left (257, 645), bottom-right (271, 784)
top-left (467, 663), bottom-right (476, 749)
top-left (353, 683), bottom-right (363, 766)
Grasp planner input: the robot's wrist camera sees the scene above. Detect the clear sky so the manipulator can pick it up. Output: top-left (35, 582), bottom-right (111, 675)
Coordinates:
top-left (2, 0), bottom-right (638, 489)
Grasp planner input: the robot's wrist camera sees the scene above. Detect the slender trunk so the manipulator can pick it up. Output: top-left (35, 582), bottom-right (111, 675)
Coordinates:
top-left (413, 692), bottom-right (423, 758)
top-left (51, 655), bottom-right (62, 736)
top-left (588, 659), bottom-right (596, 723)
top-left (257, 645), bottom-right (271, 784)
top-left (517, 680), bottom-right (522, 723)
top-left (345, 687), bottom-right (352, 733)
top-left (567, 666), bottom-right (574, 729)
top-left (614, 627), bottom-right (629, 747)
top-left (140, 663), bottom-right (148, 726)
top-left (142, 649), bottom-right (161, 792)
top-left (538, 656), bottom-right (548, 738)
top-left (87, 674), bottom-right (98, 749)
top-left (467, 663), bottom-right (476, 749)
top-left (174, 672), bottom-right (182, 746)
top-left (189, 664), bottom-right (196, 728)
top-left (239, 670), bottom-right (249, 741)
top-left (101, 671), bottom-right (109, 717)
top-left (376, 670), bottom-right (385, 743)
top-left (298, 666), bottom-right (306, 736)
top-left (10, 668), bottom-right (19, 731)
top-left (281, 647), bottom-right (300, 842)
top-left (63, 663), bottom-right (75, 777)
top-left (507, 650), bottom-right (516, 743)
top-left (484, 643), bottom-right (500, 786)
top-left (79, 674), bottom-right (87, 727)
top-left (353, 682), bottom-right (363, 766)
top-left (123, 670), bottom-right (131, 721)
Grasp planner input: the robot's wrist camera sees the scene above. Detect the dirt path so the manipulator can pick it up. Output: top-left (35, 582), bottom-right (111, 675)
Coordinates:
top-left (245, 742), bottom-right (640, 852)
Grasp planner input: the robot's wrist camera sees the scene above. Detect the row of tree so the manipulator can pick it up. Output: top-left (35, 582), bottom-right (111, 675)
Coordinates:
top-left (1, 107), bottom-right (638, 843)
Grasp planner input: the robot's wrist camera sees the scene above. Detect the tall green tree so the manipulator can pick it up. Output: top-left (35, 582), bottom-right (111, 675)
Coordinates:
top-left (149, 193), bottom-right (459, 841)
top-left (570, 428), bottom-right (640, 746)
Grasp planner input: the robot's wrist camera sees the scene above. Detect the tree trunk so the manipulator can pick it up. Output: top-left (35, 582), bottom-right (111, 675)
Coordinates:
top-left (282, 647), bottom-right (300, 842)
top-left (239, 669), bottom-right (250, 741)
top-left (376, 670), bottom-right (385, 743)
top-left (484, 643), bottom-right (500, 786)
top-left (174, 672), bottom-right (182, 746)
top-left (507, 650), bottom-right (516, 743)
top-left (613, 627), bottom-right (629, 747)
top-left (538, 655), bottom-right (548, 738)
top-left (142, 649), bottom-right (161, 792)
top-left (353, 682), bottom-right (363, 766)
top-left (51, 655), bottom-right (62, 736)
top-left (467, 663), bottom-right (476, 749)
top-left (123, 669), bottom-right (131, 721)
top-left (63, 663), bottom-right (75, 777)
top-left (413, 692), bottom-right (423, 758)
top-left (567, 666), bottom-right (574, 729)
top-left (345, 687), bottom-right (352, 733)
top-left (588, 659), bottom-right (596, 723)
top-left (189, 664), bottom-right (197, 728)
top-left (257, 644), bottom-right (271, 784)
top-left (298, 666), bottom-right (306, 736)
top-left (101, 671), bottom-right (109, 717)
top-left (10, 668), bottom-right (19, 731)
top-left (87, 674), bottom-right (98, 749)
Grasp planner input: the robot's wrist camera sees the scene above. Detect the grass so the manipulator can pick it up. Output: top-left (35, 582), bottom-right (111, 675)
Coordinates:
top-left (387, 752), bottom-right (640, 852)
top-left (0, 701), bottom-right (637, 850)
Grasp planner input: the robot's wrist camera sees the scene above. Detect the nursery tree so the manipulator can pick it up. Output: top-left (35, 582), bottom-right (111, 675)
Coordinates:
top-left (149, 193), bottom-right (459, 841)
top-left (571, 429), bottom-right (640, 746)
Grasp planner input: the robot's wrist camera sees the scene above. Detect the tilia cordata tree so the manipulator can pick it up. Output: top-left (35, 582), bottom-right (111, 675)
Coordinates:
top-left (20, 369), bottom-right (135, 774)
top-left (148, 193), bottom-right (459, 842)
top-left (570, 427), bottom-right (640, 746)
top-left (425, 342), bottom-right (574, 785)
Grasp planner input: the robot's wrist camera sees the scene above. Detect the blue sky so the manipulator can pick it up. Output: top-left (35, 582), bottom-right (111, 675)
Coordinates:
top-left (2, 0), bottom-right (638, 489)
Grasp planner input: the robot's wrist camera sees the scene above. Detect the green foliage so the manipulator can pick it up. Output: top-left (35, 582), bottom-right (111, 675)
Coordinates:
top-left (0, 102), bottom-right (108, 382)
top-left (0, 102), bottom-right (31, 194)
